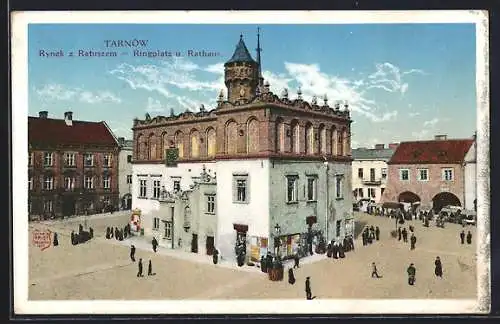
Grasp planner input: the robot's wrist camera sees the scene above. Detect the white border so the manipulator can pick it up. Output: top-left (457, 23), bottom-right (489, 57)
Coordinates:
top-left (12, 10), bottom-right (490, 315)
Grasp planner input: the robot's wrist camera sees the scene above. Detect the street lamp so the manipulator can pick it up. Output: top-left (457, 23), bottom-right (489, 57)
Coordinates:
top-left (274, 223), bottom-right (281, 256)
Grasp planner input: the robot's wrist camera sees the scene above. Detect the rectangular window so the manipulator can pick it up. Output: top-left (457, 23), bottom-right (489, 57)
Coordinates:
top-left (236, 179), bottom-right (248, 202)
top-left (358, 168), bottom-right (363, 178)
top-left (43, 176), bottom-right (54, 190)
top-left (381, 188), bottom-right (385, 197)
top-left (103, 175), bottom-right (111, 189)
top-left (368, 188), bottom-right (376, 198)
top-left (206, 194), bottom-right (216, 213)
top-left (28, 176), bottom-right (33, 190)
top-left (442, 168), bottom-right (454, 181)
top-left (103, 154), bottom-right (112, 167)
top-left (153, 180), bottom-right (161, 199)
top-left (336, 176), bottom-right (343, 199)
top-left (139, 179), bottom-right (147, 198)
top-left (165, 222), bottom-right (172, 239)
top-left (306, 177), bottom-right (317, 201)
top-left (381, 168), bottom-right (387, 179)
top-left (399, 169), bottom-right (409, 181)
top-left (173, 180), bottom-right (181, 192)
top-left (127, 155), bottom-right (132, 163)
top-left (103, 196), bottom-right (110, 205)
top-left (370, 168), bottom-right (375, 181)
top-left (43, 152), bottom-right (53, 166)
top-left (358, 188), bottom-right (364, 198)
top-left (64, 177), bottom-right (75, 190)
top-left (153, 217), bottom-right (160, 230)
top-left (418, 168), bottom-right (429, 181)
top-left (286, 176), bottom-right (298, 203)
top-left (44, 200), bottom-right (53, 213)
top-left (84, 153), bottom-right (94, 167)
top-left (336, 220), bottom-right (341, 237)
top-left (28, 152), bottom-right (33, 166)
top-left (127, 175), bottom-right (132, 184)
top-left (84, 176), bottom-right (94, 189)
top-left (65, 153), bottom-right (76, 167)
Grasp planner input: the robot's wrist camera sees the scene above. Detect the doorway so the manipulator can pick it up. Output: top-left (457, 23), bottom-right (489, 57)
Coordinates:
top-left (62, 197), bottom-right (76, 217)
top-left (206, 236), bottom-right (215, 255)
top-left (191, 233), bottom-right (198, 253)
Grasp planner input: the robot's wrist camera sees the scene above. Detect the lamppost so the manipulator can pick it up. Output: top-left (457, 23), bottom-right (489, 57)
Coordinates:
top-left (274, 223), bottom-right (281, 256)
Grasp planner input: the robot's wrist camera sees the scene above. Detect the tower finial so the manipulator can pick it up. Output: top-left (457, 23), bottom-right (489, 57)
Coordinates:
top-left (256, 27), bottom-right (263, 86)
top-left (240, 33), bottom-right (243, 40)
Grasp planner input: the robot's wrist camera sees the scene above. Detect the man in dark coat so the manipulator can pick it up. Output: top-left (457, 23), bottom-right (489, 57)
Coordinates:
top-left (460, 231), bottom-right (465, 244)
top-left (213, 249), bottom-right (219, 265)
top-left (89, 227), bottom-right (94, 239)
top-left (375, 227), bottom-right (380, 241)
top-left (137, 258), bottom-right (143, 277)
top-left (327, 243), bottom-right (333, 257)
top-left (110, 227), bottom-right (114, 239)
top-left (332, 243), bottom-right (339, 259)
top-left (362, 231), bottom-right (367, 246)
top-left (339, 244), bottom-right (345, 258)
top-left (148, 259), bottom-right (155, 276)
top-left (434, 256), bottom-right (443, 278)
top-left (398, 227), bottom-right (402, 241)
top-left (266, 252), bottom-right (273, 268)
top-left (79, 224), bottom-right (83, 233)
top-left (349, 237), bottom-right (355, 251)
top-left (130, 245), bottom-right (136, 262)
top-left (293, 254), bottom-right (300, 269)
top-left (53, 232), bottom-right (59, 247)
top-left (152, 237), bottom-right (158, 252)
top-left (402, 228), bottom-right (408, 243)
top-left (407, 263), bottom-right (416, 285)
top-left (115, 227), bottom-right (119, 240)
top-left (305, 277), bottom-right (312, 300)
top-left (371, 262), bottom-right (381, 278)
top-left (410, 234), bottom-right (417, 250)
top-left (288, 268), bottom-right (296, 285)
top-left (70, 230), bottom-right (76, 245)
top-left (105, 227), bottom-right (110, 239)
top-left (466, 231), bottom-right (472, 244)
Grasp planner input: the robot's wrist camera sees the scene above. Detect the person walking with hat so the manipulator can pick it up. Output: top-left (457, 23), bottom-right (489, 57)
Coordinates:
top-left (305, 277), bottom-right (312, 300)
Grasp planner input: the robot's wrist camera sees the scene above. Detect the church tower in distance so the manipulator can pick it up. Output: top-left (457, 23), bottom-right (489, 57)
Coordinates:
top-left (224, 34), bottom-right (259, 104)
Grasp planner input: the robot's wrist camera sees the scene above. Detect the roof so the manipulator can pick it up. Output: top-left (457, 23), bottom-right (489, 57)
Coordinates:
top-left (225, 36), bottom-right (256, 64)
top-left (352, 148), bottom-right (395, 161)
top-left (388, 139), bottom-right (474, 165)
top-left (28, 116), bottom-right (119, 146)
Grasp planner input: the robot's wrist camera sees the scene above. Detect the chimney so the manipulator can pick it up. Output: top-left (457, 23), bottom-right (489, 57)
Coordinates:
top-left (64, 111), bottom-right (73, 126)
top-left (388, 143), bottom-right (399, 150)
top-left (39, 111), bottom-right (48, 118)
top-left (434, 134), bottom-right (447, 141)
top-left (374, 144), bottom-right (385, 150)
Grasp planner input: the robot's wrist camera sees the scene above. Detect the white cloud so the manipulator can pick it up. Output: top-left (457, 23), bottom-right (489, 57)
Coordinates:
top-left (204, 63), bottom-right (225, 75)
top-left (36, 84), bottom-right (121, 104)
top-left (146, 97), bottom-right (167, 113)
top-left (411, 129), bottom-right (430, 140)
top-left (366, 62), bottom-right (424, 94)
top-left (409, 112), bottom-right (420, 117)
top-left (423, 118), bottom-right (439, 127)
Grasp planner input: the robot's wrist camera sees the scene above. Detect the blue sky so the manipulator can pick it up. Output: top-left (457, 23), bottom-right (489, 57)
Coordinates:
top-left (28, 23), bottom-right (476, 148)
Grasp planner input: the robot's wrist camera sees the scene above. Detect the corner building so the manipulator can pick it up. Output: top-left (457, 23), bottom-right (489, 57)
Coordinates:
top-left (132, 34), bottom-right (354, 262)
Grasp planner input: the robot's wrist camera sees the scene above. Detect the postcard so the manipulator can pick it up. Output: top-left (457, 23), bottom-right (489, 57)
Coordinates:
top-left (11, 10), bottom-right (490, 314)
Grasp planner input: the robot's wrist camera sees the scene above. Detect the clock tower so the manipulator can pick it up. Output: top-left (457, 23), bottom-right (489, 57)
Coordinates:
top-left (224, 34), bottom-right (260, 104)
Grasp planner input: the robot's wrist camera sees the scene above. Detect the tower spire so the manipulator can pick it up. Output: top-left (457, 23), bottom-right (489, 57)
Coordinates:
top-left (256, 27), bottom-right (263, 86)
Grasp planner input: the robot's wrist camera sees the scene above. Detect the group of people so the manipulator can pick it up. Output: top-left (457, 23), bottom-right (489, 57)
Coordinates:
top-left (362, 225), bottom-right (380, 246)
top-left (70, 224), bottom-right (93, 245)
top-left (129, 244), bottom-right (156, 277)
top-left (326, 238), bottom-right (353, 259)
top-left (105, 224), bottom-right (131, 241)
top-left (459, 230), bottom-right (473, 245)
top-left (397, 226), bottom-right (418, 250)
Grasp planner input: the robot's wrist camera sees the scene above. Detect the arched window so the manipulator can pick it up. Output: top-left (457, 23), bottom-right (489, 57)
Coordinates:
top-left (148, 134), bottom-right (157, 160)
top-left (247, 117), bottom-right (259, 154)
top-left (337, 128), bottom-right (344, 156)
top-left (275, 118), bottom-right (285, 153)
top-left (136, 134), bottom-right (143, 160)
top-left (161, 132), bottom-right (168, 159)
top-left (305, 122), bottom-right (314, 155)
top-left (331, 127), bottom-right (337, 156)
top-left (206, 127), bottom-right (216, 158)
top-left (190, 130), bottom-right (200, 158)
top-left (319, 124), bottom-right (326, 155)
top-left (290, 120), bottom-right (299, 154)
top-left (175, 131), bottom-right (184, 159)
top-left (343, 128), bottom-right (349, 156)
top-left (225, 120), bottom-right (238, 154)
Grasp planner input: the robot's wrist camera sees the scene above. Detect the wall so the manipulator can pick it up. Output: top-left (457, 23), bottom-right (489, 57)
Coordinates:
top-left (215, 159), bottom-right (270, 262)
top-left (118, 147), bottom-right (133, 201)
top-left (351, 159), bottom-right (389, 203)
top-left (464, 144), bottom-right (476, 211)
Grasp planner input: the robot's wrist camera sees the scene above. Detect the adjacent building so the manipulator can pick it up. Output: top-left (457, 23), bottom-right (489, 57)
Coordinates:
top-left (131, 34), bottom-right (354, 262)
top-left (381, 135), bottom-right (476, 212)
top-left (351, 143), bottom-right (397, 204)
top-left (118, 137), bottom-right (134, 210)
top-left (28, 111), bottom-right (120, 220)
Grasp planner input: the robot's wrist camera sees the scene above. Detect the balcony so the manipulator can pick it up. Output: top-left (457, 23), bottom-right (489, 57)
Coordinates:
top-left (362, 178), bottom-right (382, 186)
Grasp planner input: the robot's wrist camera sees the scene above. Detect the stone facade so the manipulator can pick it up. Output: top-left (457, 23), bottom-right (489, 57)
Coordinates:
top-left (118, 138), bottom-right (133, 210)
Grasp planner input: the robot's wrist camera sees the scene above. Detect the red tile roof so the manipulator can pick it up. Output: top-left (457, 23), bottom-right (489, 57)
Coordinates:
top-left (28, 117), bottom-right (118, 146)
top-left (388, 139), bottom-right (474, 164)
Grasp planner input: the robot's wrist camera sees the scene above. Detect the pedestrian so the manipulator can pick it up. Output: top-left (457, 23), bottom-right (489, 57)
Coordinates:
top-left (466, 231), bottom-right (472, 244)
top-left (362, 231), bottom-right (367, 246)
top-left (402, 228), bottom-right (408, 243)
top-left (398, 227), bottom-right (402, 241)
top-left (148, 259), bottom-right (155, 276)
top-left (349, 237), bottom-right (355, 251)
top-left (407, 263), bottom-right (416, 285)
top-left (137, 258), bottom-right (143, 277)
top-left (410, 234), bottom-right (417, 250)
top-left (105, 227), bottom-right (110, 239)
top-left (130, 245), bottom-right (136, 262)
top-left (53, 232), bottom-right (59, 247)
top-left (305, 277), bottom-right (312, 300)
top-left (339, 243), bottom-right (345, 258)
top-left (70, 230), bottom-right (76, 245)
top-left (371, 262), bottom-right (381, 278)
top-left (375, 226), bottom-right (380, 241)
top-left (293, 253), bottom-right (300, 269)
top-left (434, 256), bottom-right (443, 278)
top-left (152, 237), bottom-right (158, 252)
top-left (124, 226), bottom-right (128, 239)
top-left (288, 268), bottom-right (296, 285)
top-left (89, 227), bottom-right (94, 239)
top-left (460, 230), bottom-right (465, 244)
top-left (409, 225), bottom-right (414, 233)
top-left (110, 226), bottom-right (114, 239)
top-left (115, 227), bottom-right (119, 240)
top-left (79, 224), bottom-right (83, 233)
